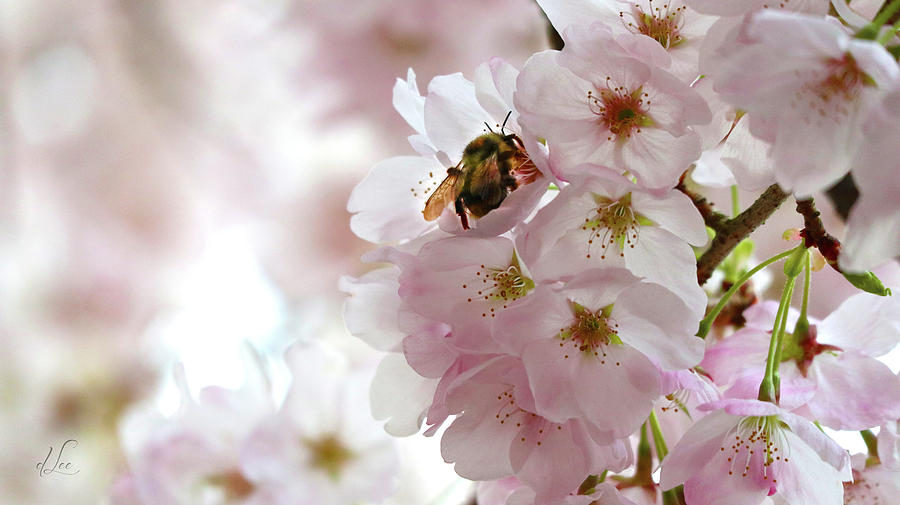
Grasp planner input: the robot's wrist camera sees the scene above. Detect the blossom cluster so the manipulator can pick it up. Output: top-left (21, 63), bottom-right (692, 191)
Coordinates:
top-left (111, 343), bottom-right (399, 505)
top-left (344, 0), bottom-right (900, 504)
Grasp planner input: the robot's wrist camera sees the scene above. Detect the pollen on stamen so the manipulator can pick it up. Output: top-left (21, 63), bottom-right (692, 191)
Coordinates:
top-left (462, 261), bottom-right (534, 312)
top-left (587, 79), bottom-right (652, 140)
top-left (562, 303), bottom-right (621, 363)
top-left (494, 389), bottom-right (527, 428)
top-left (583, 193), bottom-right (641, 259)
top-left (661, 389), bottom-right (690, 414)
top-left (720, 415), bottom-right (791, 482)
top-left (618, 0), bottom-right (687, 48)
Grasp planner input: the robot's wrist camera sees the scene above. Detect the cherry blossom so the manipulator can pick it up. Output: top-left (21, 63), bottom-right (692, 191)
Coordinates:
top-left (516, 172), bottom-right (708, 319)
top-left (515, 23), bottom-right (710, 190)
top-left (702, 295), bottom-right (900, 430)
top-left (495, 269), bottom-right (704, 438)
top-left (440, 356), bottom-right (632, 503)
top-left (349, 61), bottom-right (548, 243)
top-left (240, 343), bottom-right (399, 505)
top-left (704, 10), bottom-right (899, 196)
top-left (398, 235), bottom-right (536, 352)
top-left (841, 86), bottom-right (900, 272)
top-left (119, 359), bottom-right (275, 505)
top-left (537, 0), bottom-right (717, 81)
top-left (340, 243), bottom-right (449, 437)
top-left (841, 451), bottom-right (900, 505)
top-left (690, 77), bottom-right (775, 191)
top-left (661, 398), bottom-right (851, 505)
top-left (337, 0), bottom-right (900, 502)
top-left (842, 464), bottom-right (900, 505)
top-left (655, 369), bottom-right (721, 447)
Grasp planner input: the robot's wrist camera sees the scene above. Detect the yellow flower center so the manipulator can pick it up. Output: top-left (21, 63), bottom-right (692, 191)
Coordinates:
top-left (305, 434), bottom-right (355, 480)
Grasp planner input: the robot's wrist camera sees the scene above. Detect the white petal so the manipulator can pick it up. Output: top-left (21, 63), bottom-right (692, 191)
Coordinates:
top-left (626, 226), bottom-right (708, 320)
top-left (633, 189), bottom-right (708, 246)
top-left (393, 68), bottom-right (426, 136)
top-left (818, 293), bottom-right (900, 355)
top-left (425, 73), bottom-right (491, 159)
top-left (340, 269), bottom-right (404, 352)
top-left (348, 156), bottom-right (446, 243)
top-left (370, 354), bottom-right (438, 437)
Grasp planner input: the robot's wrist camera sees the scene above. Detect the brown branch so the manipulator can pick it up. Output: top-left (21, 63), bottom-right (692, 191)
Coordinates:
top-left (676, 175), bottom-right (728, 234)
top-left (796, 197), bottom-right (842, 272)
top-left (696, 184), bottom-right (790, 285)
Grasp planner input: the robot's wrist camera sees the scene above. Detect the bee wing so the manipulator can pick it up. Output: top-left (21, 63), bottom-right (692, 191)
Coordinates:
top-left (466, 154), bottom-right (505, 204)
top-left (423, 166), bottom-right (462, 221)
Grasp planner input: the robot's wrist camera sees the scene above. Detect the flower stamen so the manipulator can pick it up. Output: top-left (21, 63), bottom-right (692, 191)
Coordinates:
top-left (582, 193), bottom-right (640, 259)
top-left (720, 416), bottom-right (790, 484)
top-left (618, 0), bottom-right (687, 49)
top-left (558, 301), bottom-right (622, 363)
top-left (587, 81), bottom-right (653, 141)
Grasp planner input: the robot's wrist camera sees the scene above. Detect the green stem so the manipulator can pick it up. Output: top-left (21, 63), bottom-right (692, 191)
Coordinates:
top-left (859, 0), bottom-right (900, 39)
top-left (770, 282), bottom-right (794, 402)
top-left (636, 422), bottom-right (652, 473)
top-left (861, 429), bottom-right (879, 455)
top-left (649, 410), bottom-right (669, 460)
top-left (731, 185), bottom-right (740, 217)
top-left (800, 254), bottom-right (811, 320)
top-left (577, 474), bottom-right (600, 495)
top-left (663, 489), bottom-right (686, 505)
top-left (795, 253), bottom-right (812, 339)
top-left (697, 249), bottom-right (795, 339)
top-left (649, 411), bottom-right (684, 505)
top-left (874, 0), bottom-right (900, 28)
top-left (877, 18), bottom-right (900, 44)
top-left (861, 429), bottom-right (881, 467)
top-left (759, 275), bottom-right (796, 403)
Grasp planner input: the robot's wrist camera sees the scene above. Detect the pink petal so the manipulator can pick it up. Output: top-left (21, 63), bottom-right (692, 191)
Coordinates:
top-left (614, 282), bottom-right (705, 370)
top-left (774, 432), bottom-right (846, 505)
top-left (632, 190), bottom-right (708, 246)
top-left (660, 409), bottom-right (737, 490)
top-left (572, 344), bottom-right (660, 438)
top-left (808, 352), bottom-right (900, 430)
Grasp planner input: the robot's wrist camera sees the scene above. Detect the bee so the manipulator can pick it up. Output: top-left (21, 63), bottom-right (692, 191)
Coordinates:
top-left (423, 112), bottom-right (535, 230)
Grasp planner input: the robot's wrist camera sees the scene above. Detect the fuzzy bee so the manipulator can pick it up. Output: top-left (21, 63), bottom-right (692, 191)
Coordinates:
top-left (423, 113), bottom-right (534, 230)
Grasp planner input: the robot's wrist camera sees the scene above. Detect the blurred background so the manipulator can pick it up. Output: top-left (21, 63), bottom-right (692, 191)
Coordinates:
top-left (0, 0), bottom-right (548, 503)
top-left (2, 1), bottom-right (897, 504)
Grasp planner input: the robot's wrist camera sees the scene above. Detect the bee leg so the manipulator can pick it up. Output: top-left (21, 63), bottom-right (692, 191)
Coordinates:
top-left (455, 198), bottom-right (470, 230)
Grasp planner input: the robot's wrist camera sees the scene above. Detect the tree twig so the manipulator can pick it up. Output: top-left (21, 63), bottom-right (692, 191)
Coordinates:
top-left (676, 175), bottom-right (729, 235)
top-left (696, 184), bottom-right (790, 285)
top-left (796, 197), bottom-right (842, 271)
